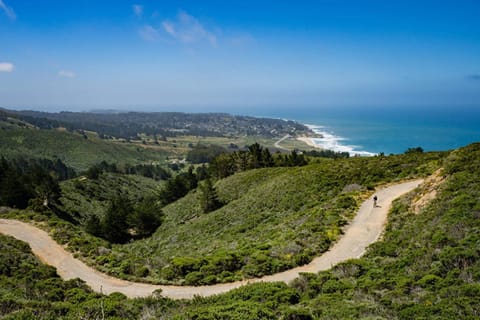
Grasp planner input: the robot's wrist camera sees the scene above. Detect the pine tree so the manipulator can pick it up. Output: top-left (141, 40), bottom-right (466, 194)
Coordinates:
top-left (199, 178), bottom-right (222, 213)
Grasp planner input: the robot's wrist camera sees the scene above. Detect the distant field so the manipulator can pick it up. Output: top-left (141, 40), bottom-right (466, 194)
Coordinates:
top-left (136, 134), bottom-right (315, 157)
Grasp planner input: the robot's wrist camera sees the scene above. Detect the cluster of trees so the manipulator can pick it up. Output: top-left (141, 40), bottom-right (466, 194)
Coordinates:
top-left (161, 143), bottom-right (309, 213)
top-left (85, 160), bottom-right (171, 181)
top-left (158, 167), bottom-right (199, 206)
top-left (0, 157), bottom-right (72, 210)
top-left (405, 146), bottom-right (424, 154)
top-left (186, 143), bottom-right (227, 164)
top-left (209, 143), bottom-right (307, 179)
top-left (85, 196), bottom-right (163, 243)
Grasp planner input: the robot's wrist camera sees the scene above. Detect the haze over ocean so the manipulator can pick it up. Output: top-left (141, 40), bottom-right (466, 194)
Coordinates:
top-left (248, 106), bottom-right (480, 155)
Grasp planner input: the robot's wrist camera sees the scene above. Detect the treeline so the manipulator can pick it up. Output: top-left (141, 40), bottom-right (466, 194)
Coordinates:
top-left (85, 161), bottom-right (171, 181)
top-left (158, 143), bottom-right (308, 209)
top-left (304, 149), bottom-right (350, 159)
top-left (209, 143), bottom-right (307, 179)
top-left (0, 157), bottom-right (73, 210)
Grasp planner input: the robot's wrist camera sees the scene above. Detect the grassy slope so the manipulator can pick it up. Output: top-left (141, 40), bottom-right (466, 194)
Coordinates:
top-left (0, 121), bottom-right (167, 172)
top-left (174, 143), bottom-right (480, 319)
top-left (2, 144), bottom-right (479, 319)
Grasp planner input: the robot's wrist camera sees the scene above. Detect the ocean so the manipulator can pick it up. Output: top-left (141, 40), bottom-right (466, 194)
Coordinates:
top-left (247, 106), bottom-right (480, 156)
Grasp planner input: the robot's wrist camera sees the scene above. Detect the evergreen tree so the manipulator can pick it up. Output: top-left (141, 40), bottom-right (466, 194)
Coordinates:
top-left (248, 143), bottom-right (263, 168)
top-left (199, 179), bottom-right (222, 213)
top-left (102, 197), bottom-right (132, 243)
top-left (262, 148), bottom-right (274, 167)
top-left (129, 198), bottom-right (163, 237)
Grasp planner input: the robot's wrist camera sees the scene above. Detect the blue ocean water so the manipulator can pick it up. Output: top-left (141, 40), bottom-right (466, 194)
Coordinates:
top-left (247, 106), bottom-right (480, 155)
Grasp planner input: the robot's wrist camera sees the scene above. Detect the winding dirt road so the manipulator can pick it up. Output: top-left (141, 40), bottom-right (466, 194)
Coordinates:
top-left (0, 179), bottom-right (423, 300)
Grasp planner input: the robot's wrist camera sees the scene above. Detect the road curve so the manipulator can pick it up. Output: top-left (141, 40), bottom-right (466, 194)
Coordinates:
top-left (274, 134), bottom-right (291, 151)
top-left (0, 179), bottom-right (423, 300)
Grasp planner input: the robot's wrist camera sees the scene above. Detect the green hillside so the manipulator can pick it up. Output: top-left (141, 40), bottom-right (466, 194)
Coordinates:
top-left (15, 151), bottom-right (442, 285)
top-left (1, 143), bottom-right (479, 319)
top-left (107, 152), bottom-right (441, 285)
top-left (0, 120), bottom-right (167, 172)
top-left (59, 172), bottom-right (163, 222)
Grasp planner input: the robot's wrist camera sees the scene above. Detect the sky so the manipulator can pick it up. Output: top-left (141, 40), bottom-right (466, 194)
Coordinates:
top-left (0, 0), bottom-right (479, 112)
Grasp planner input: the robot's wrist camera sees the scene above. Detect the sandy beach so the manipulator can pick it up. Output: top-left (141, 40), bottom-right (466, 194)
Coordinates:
top-left (297, 136), bottom-right (320, 149)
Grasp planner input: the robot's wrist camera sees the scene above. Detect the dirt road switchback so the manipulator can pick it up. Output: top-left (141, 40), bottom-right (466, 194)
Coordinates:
top-left (0, 179), bottom-right (423, 299)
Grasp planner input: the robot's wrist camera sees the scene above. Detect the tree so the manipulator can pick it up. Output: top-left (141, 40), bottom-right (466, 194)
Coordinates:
top-left (129, 199), bottom-right (163, 237)
top-left (405, 147), bottom-right (424, 154)
top-left (84, 214), bottom-right (102, 237)
top-left (262, 148), bottom-right (275, 167)
top-left (248, 143), bottom-right (263, 168)
top-left (158, 176), bottom-right (189, 205)
top-left (30, 165), bottom-right (62, 209)
top-left (102, 197), bottom-right (132, 243)
top-left (199, 179), bottom-right (223, 213)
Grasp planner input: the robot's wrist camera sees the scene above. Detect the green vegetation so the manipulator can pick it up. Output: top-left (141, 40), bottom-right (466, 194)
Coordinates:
top-left (405, 146), bottom-right (425, 154)
top-left (85, 160), bottom-right (171, 181)
top-left (0, 233), bottom-right (175, 319)
top-left (0, 121), bottom-right (167, 172)
top-left (186, 143), bottom-right (227, 164)
top-left (304, 149), bottom-right (350, 159)
top-left (2, 143), bottom-right (480, 319)
top-left (86, 196), bottom-right (163, 243)
top-left (2, 108), bottom-right (479, 318)
top-left (0, 157), bottom-right (68, 210)
top-left (59, 172), bottom-right (162, 222)
top-left (209, 142), bottom-right (306, 179)
top-left (4, 150), bottom-right (443, 286)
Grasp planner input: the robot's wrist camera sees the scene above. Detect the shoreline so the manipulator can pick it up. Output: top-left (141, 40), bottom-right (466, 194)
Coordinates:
top-left (296, 136), bottom-right (320, 149)
top-left (298, 123), bottom-right (377, 157)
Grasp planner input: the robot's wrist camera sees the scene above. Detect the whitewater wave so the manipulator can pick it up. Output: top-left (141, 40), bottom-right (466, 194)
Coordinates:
top-left (305, 124), bottom-right (376, 157)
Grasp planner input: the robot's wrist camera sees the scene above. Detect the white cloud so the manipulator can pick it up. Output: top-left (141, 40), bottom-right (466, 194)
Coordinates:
top-left (161, 11), bottom-right (217, 47)
top-left (162, 21), bottom-right (175, 36)
top-left (133, 4), bottom-right (143, 18)
top-left (0, 0), bottom-right (16, 20)
top-left (138, 25), bottom-right (160, 41)
top-left (0, 62), bottom-right (14, 72)
top-left (58, 70), bottom-right (76, 78)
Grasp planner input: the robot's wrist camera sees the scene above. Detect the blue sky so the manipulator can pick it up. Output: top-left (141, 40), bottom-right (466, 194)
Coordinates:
top-left (0, 0), bottom-right (479, 112)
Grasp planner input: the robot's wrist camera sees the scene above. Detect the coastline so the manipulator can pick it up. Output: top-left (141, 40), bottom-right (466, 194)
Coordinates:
top-left (296, 136), bottom-right (319, 149)
top-left (297, 123), bottom-right (377, 157)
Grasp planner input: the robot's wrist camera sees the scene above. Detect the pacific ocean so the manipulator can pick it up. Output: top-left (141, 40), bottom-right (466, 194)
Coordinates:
top-left (246, 106), bottom-right (480, 155)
